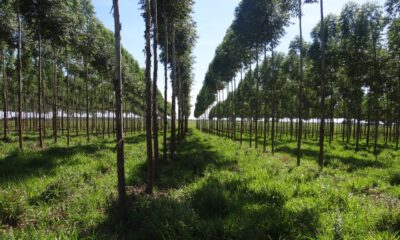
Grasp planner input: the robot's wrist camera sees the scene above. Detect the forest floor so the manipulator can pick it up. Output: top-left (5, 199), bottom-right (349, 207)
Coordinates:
top-left (1, 126), bottom-right (400, 239)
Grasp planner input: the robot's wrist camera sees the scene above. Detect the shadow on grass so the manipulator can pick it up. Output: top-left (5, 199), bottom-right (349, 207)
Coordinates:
top-left (220, 131), bottom-right (386, 171)
top-left (0, 144), bottom-right (106, 185)
top-left (124, 134), bottom-right (147, 144)
top-left (82, 177), bottom-right (320, 240)
top-left (81, 129), bottom-right (320, 240)
top-left (127, 129), bottom-right (237, 189)
top-left (276, 145), bottom-right (386, 171)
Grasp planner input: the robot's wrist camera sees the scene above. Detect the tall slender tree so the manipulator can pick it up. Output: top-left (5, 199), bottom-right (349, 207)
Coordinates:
top-left (112, 0), bottom-right (127, 220)
top-left (144, 0), bottom-right (154, 194)
top-left (152, 0), bottom-right (160, 181)
top-left (317, 0), bottom-right (326, 169)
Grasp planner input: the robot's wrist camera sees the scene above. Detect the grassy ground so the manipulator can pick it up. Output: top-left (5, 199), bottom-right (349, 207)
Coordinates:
top-left (1, 127), bottom-right (400, 239)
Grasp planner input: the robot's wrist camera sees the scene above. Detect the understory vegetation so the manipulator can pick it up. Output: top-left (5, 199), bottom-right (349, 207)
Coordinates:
top-left (1, 126), bottom-right (400, 239)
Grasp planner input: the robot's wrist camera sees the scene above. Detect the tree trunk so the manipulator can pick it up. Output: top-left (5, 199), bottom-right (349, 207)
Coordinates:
top-left (355, 109), bottom-right (361, 152)
top-left (145, 0), bottom-right (154, 194)
top-left (255, 49), bottom-right (259, 149)
top-left (297, 0), bottom-right (304, 166)
top-left (318, 0), bottom-right (326, 169)
top-left (66, 50), bottom-right (70, 146)
top-left (86, 63), bottom-right (90, 142)
top-left (366, 95), bottom-right (371, 147)
top-left (271, 46), bottom-right (275, 155)
top-left (163, 20), bottom-right (169, 163)
top-left (2, 43), bottom-right (8, 141)
top-left (263, 104), bottom-right (268, 153)
top-left (152, 0), bottom-right (160, 181)
top-left (52, 48), bottom-right (58, 143)
top-left (170, 23), bottom-right (177, 161)
top-left (112, 0), bottom-right (127, 220)
top-left (17, 9), bottom-right (23, 149)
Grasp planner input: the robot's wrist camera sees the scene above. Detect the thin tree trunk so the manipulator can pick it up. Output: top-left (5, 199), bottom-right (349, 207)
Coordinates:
top-left (86, 63), bottom-right (90, 142)
top-left (170, 23), bottom-right (177, 161)
top-left (112, 0), bottom-right (127, 220)
top-left (2, 43), bottom-right (8, 141)
top-left (297, 0), bottom-right (304, 166)
top-left (163, 20), bottom-right (169, 163)
top-left (271, 46), bottom-right (275, 155)
top-left (255, 48), bottom-right (259, 149)
top-left (66, 50), bottom-right (70, 146)
top-left (52, 48), bottom-right (58, 143)
top-left (356, 109), bottom-right (361, 152)
top-left (367, 95), bottom-right (371, 147)
top-left (318, 0), bottom-right (326, 169)
top-left (152, 0), bottom-right (160, 181)
top-left (263, 104), bottom-right (268, 153)
top-left (145, 0), bottom-right (154, 194)
top-left (17, 9), bottom-right (23, 149)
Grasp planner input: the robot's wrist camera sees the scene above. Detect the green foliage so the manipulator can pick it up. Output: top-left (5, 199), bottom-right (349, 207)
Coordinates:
top-left (0, 189), bottom-right (27, 227)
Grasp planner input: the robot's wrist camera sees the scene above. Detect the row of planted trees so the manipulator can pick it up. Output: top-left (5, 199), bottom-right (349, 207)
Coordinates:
top-left (195, 0), bottom-right (400, 169)
top-left (140, 0), bottom-right (197, 197)
top-left (0, 0), bottom-right (168, 148)
top-left (112, 0), bottom-right (197, 220)
top-left (1, 0), bottom-right (197, 220)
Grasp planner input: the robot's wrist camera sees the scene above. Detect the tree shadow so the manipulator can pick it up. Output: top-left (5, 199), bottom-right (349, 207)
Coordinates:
top-left (276, 145), bottom-right (386, 171)
top-left (127, 129), bottom-right (237, 189)
top-left (124, 134), bottom-right (147, 144)
top-left (81, 177), bottom-right (320, 240)
top-left (188, 177), bottom-right (320, 239)
top-left (0, 144), bottom-right (106, 185)
top-left (80, 129), bottom-right (321, 239)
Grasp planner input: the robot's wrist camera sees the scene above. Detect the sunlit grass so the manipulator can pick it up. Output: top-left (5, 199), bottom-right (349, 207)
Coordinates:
top-left (0, 127), bottom-right (399, 239)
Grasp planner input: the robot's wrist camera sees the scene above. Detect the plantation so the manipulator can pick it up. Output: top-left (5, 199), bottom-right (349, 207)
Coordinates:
top-left (1, 0), bottom-right (400, 239)
top-left (0, 126), bottom-right (399, 239)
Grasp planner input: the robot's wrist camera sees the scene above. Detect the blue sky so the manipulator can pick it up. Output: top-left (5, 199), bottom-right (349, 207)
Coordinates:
top-left (92, 0), bottom-right (385, 118)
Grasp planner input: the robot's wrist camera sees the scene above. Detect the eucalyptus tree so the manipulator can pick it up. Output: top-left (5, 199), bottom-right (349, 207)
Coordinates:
top-left (338, 3), bottom-right (377, 152)
top-left (0, 0), bottom-right (16, 142)
top-left (293, 0), bottom-right (304, 165)
top-left (144, 0), bottom-right (154, 194)
top-left (232, 0), bottom-right (291, 150)
top-left (16, 0), bottom-right (23, 149)
top-left (359, 3), bottom-right (385, 154)
top-left (317, 0), bottom-right (326, 169)
top-left (1, 0), bottom-right (26, 148)
top-left (74, 0), bottom-right (96, 142)
top-left (151, 0), bottom-right (160, 181)
top-left (112, 0), bottom-right (127, 220)
top-left (292, 0), bottom-right (318, 165)
top-left (20, 0), bottom-right (70, 145)
top-left (159, 4), bottom-right (170, 162)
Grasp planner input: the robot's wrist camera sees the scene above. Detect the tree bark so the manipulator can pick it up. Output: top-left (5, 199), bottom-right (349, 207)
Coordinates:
top-left (86, 62), bottom-right (90, 142)
top-left (145, 0), bottom-right (154, 194)
top-left (163, 20), bottom-right (169, 163)
top-left (17, 9), bottom-right (23, 149)
top-left (170, 24), bottom-right (177, 161)
top-left (66, 50), bottom-right (70, 146)
top-left (52, 48), bottom-right (58, 143)
top-left (112, 0), bottom-right (127, 220)
top-left (2, 43), bottom-right (8, 141)
top-left (318, 0), bottom-right (326, 169)
top-left (152, 0), bottom-right (160, 181)
top-left (255, 49), bottom-right (259, 149)
top-left (297, 0), bottom-right (304, 166)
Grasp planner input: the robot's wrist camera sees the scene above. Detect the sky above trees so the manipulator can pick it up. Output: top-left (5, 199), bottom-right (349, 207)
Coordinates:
top-left (92, 0), bottom-right (385, 118)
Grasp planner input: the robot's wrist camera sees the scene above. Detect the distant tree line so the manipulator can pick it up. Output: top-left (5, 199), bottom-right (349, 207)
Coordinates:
top-left (195, 0), bottom-right (400, 169)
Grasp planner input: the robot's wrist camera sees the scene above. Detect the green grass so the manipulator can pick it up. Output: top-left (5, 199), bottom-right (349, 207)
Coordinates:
top-left (1, 128), bottom-right (400, 239)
